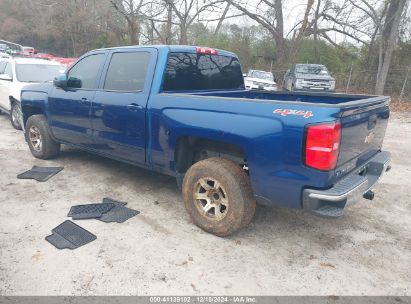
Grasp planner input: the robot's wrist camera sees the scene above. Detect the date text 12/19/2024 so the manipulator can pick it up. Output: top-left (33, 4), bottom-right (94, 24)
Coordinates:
top-left (149, 296), bottom-right (257, 303)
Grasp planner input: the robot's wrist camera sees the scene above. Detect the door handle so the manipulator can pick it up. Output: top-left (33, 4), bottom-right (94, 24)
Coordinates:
top-left (80, 97), bottom-right (89, 104)
top-left (127, 103), bottom-right (143, 111)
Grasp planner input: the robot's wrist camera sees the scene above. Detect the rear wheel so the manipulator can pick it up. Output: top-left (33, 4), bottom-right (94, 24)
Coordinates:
top-left (182, 157), bottom-right (256, 237)
top-left (10, 102), bottom-right (22, 130)
top-left (25, 114), bottom-right (60, 159)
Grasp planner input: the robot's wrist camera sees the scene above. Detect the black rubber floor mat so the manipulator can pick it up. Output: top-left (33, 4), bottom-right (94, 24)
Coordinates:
top-left (98, 198), bottom-right (138, 223)
top-left (45, 220), bottom-right (96, 249)
top-left (17, 166), bottom-right (63, 182)
top-left (68, 203), bottom-right (115, 219)
top-left (102, 197), bottom-right (127, 206)
top-left (98, 205), bottom-right (140, 223)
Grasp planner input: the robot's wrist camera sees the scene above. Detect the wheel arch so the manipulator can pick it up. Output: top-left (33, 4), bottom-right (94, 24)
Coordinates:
top-left (174, 135), bottom-right (248, 188)
top-left (9, 95), bottom-right (18, 106)
top-left (20, 91), bottom-right (49, 126)
top-left (21, 104), bottom-right (45, 126)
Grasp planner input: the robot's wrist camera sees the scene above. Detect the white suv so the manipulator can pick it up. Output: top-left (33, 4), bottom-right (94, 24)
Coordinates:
top-left (0, 57), bottom-right (65, 129)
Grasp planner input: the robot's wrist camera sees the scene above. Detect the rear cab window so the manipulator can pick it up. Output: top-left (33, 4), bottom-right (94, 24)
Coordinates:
top-left (163, 52), bottom-right (244, 92)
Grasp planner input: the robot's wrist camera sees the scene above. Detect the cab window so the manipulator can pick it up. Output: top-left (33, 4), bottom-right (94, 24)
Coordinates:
top-left (103, 52), bottom-right (150, 92)
top-left (67, 54), bottom-right (104, 89)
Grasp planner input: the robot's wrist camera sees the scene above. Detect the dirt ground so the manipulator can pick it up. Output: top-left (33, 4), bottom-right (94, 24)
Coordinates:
top-left (0, 112), bottom-right (410, 296)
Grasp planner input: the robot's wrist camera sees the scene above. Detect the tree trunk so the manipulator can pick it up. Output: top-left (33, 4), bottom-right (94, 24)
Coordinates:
top-left (273, 0), bottom-right (285, 63)
top-left (375, 0), bottom-right (406, 95)
top-left (165, 2), bottom-right (173, 44)
top-left (214, 3), bottom-right (230, 35)
top-left (179, 23), bottom-right (187, 44)
top-left (313, 0), bottom-right (321, 61)
top-left (128, 20), bottom-right (138, 44)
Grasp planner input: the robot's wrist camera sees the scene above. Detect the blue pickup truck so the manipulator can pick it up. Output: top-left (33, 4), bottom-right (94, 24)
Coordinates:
top-left (20, 45), bottom-right (391, 236)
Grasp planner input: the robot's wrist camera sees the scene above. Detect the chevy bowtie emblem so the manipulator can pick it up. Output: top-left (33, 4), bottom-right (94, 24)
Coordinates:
top-left (365, 131), bottom-right (375, 144)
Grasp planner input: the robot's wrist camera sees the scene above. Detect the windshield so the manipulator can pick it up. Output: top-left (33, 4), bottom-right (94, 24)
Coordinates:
top-left (251, 71), bottom-right (273, 81)
top-left (296, 65), bottom-right (329, 75)
top-left (16, 64), bottom-right (65, 82)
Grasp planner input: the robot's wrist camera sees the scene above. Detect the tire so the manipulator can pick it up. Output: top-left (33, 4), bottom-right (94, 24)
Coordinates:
top-left (182, 157), bottom-right (256, 237)
top-left (25, 114), bottom-right (60, 159)
top-left (10, 102), bottom-right (22, 130)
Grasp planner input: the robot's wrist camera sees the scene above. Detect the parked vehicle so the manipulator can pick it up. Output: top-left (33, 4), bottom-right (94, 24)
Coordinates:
top-left (34, 53), bottom-right (56, 60)
top-left (0, 52), bottom-right (11, 59)
top-left (51, 57), bottom-right (77, 68)
top-left (20, 46), bottom-right (37, 56)
top-left (284, 64), bottom-right (336, 91)
top-left (244, 69), bottom-right (277, 91)
top-left (0, 43), bottom-right (10, 53)
top-left (20, 45), bottom-right (391, 236)
top-left (0, 57), bottom-right (65, 129)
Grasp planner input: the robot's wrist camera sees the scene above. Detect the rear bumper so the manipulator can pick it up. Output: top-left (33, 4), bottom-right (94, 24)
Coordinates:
top-left (303, 150), bottom-right (391, 216)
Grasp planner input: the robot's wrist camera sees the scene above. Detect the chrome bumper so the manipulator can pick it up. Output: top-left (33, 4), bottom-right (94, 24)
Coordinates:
top-left (303, 151), bottom-right (391, 215)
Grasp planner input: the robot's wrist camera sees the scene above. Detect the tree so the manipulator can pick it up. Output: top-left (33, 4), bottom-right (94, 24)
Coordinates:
top-left (226, 0), bottom-right (322, 67)
top-left (165, 0), bottom-right (225, 44)
top-left (226, 0), bottom-right (285, 63)
top-left (375, 0), bottom-right (407, 94)
top-left (111, 0), bottom-right (146, 44)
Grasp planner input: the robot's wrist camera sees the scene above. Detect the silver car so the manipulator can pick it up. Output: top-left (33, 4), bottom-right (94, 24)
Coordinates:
top-left (283, 64), bottom-right (335, 92)
top-left (244, 70), bottom-right (277, 91)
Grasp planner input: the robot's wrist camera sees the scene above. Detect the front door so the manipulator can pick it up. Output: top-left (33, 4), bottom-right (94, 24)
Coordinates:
top-left (91, 48), bottom-right (157, 164)
top-left (48, 53), bottom-right (105, 146)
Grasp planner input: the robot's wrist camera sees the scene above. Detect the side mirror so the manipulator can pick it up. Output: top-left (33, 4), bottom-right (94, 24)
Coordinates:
top-left (67, 77), bottom-right (82, 88)
top-left (0, 74), bottom-right (12, 81)
top-left (53, 74), bottom-right (67, 88)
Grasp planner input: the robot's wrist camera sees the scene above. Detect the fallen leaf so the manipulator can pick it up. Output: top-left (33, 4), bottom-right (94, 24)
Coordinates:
top-left (31, 252), bottom-right (43, 261)
top-left (320, 262), bottom-right (336, 269)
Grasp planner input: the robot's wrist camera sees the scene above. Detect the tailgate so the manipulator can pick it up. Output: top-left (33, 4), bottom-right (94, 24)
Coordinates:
top-left (337, 98), bottom-right (390, 173)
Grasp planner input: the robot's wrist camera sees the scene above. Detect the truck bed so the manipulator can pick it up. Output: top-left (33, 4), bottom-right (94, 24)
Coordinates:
top-left (188, 89), bottom-right (384, 106)
top-left (163, 89), bottom-right (390, 184)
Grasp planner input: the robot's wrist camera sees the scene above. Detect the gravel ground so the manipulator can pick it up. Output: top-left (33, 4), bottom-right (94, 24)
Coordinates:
top-left (0, 112), bottom-right (410, 296)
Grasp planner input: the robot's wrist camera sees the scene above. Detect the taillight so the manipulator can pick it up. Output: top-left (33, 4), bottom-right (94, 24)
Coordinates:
top-left (196, 47), bottom-right (218, 55)
top-left (305, 121), bottom-right (341, 171)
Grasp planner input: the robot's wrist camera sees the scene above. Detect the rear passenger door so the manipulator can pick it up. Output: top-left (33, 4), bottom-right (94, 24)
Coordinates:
top-left (91, 48), bottom-right (157, 164)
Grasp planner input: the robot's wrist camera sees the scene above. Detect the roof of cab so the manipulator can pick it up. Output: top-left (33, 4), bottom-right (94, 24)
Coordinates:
top-left (91, 44), bottom-right (237, 58)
